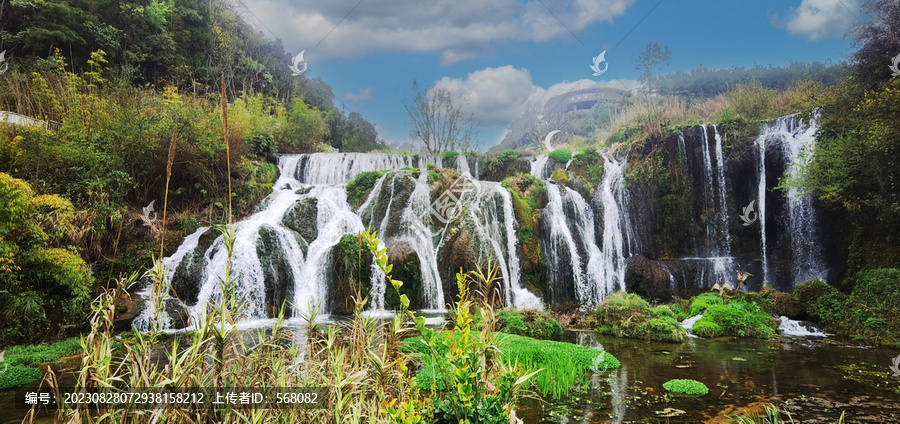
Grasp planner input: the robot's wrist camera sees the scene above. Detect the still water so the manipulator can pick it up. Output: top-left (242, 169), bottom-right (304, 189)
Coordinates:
top-left (519, 331), bottom-right (900, 423)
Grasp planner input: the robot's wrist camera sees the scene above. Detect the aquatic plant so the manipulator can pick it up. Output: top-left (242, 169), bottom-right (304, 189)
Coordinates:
top-left (662, 379), bottom-right (708, 396)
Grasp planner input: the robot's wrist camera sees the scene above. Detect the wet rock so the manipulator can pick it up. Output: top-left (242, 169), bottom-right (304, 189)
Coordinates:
top-left (171, 228), bottom-right (219, 305)
top-left (282, 197), bottom-right (318, 243)
top-left (625, 254), bottom-right (676, 303)
top-left (256, 224), bottom-right (294, 318)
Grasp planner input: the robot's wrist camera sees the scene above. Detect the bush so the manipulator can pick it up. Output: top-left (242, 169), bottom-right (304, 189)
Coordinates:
top-left (548, 148), bottom-right (572, 163)
top-left (594, 292), bottom-right (687, 342)
top-left (442, 150), bottom-right (460, 160)
top-left (0, 366), bottom-right (43, 390)
top-left (692, 301), bottom-right (778, 339)
top-left (794, 279), bottom-right (847, 325)
top-left (494, 149), bottom-right (520, 165)
top-left (662, 379), bottom-right (708, 396)
top-left (497, 310), bottom-right (563, 339)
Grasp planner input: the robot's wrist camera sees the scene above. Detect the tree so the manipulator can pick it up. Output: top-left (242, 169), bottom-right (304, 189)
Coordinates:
top-left (403, 81), bottom-right (479, 155)
top-left (849, 0), bottom-right (900, 91)
top-left (635, 43), bottom-right (671, 95)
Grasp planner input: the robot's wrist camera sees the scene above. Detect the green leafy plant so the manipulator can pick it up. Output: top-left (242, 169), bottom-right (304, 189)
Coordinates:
top-left (0, 365), bottom-right (43, 390)
top-left (548, 148), bottom-right (572, 163)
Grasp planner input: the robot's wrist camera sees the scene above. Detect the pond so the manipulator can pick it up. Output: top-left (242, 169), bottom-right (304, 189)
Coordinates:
top-left (519, 331), bottom-right (900, 423)
top-left (4, 328), bottom-right (900, 423)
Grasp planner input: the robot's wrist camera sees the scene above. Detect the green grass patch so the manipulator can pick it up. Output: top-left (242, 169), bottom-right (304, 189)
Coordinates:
top-left (548, 148), bottom-right (572, 163)
top-left (662, 379), bottom-right (708, 396)
top-left (688, 293), bottom-right (723, 317)
top-left (497, 310), bottom-right (562, 339)
top-left (594, 292), bottom-right (687, 342)
top-left (403, 332), bottom-right (619, 398)
top-left (2, 337), bottom-right (84, 367)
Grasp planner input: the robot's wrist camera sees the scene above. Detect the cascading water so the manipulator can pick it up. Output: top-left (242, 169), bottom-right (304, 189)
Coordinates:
top-left (596, 155), bottom-right (639, 295)
top-left (530, 155), bottom-right (550, 180)
top-left (755, 115), bottom-right (827, 286)
top-left (292, 152), bottom-right (438, 185)
top-left (696, 124), bottom-right (735, 287)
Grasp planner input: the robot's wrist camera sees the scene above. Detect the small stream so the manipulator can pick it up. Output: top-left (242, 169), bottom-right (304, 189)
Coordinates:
top-left (518, 331), bottom-right (900, 423)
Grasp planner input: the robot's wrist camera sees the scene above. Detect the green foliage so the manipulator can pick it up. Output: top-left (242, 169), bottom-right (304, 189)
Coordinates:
top-left (233, 161), bottom-right (277, 215)
top-left (568, 149), bottom-right (605, 191)
top-left (0, 366), bottom-right (43, 390)
top-left (550, 167), bottom-right (569, 185)
top-left (662, 379), bottom-right (708, 396)
top-left (593, 292), bottom-right (687, 342)
top-left (548, 148), bottom-right (572, 163)
top-left (442, 150), bottom-right (459, 160)
top-left (839, 269), bottom-right (900, 344)
top-left (657, 62), bottom-right (845, 98)
top-left (689, 293), bottom-right (724, 317)
top-left (494, 149), bottom-right (520, 164)
top-left (693, 301), bottom-right (778, 339)
top-left (247, 129), bottom-right (275, 158)
top-left (497, 310), bottom-right (563, 339)
top-left (345, 170), bottom-right (388, 208)
top-left (1, 337), bottom-right (83, 366)
top-left (794, 279), bottom-right (847, 326)
top-left (0, 174), bottom-right (95, 344)
top-left (501, 174), bottom-right (547, 296)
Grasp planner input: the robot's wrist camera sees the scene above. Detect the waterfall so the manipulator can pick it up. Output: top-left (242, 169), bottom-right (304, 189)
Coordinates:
top-left (597, 155), bottom-right (639, 294)
top-left (291, 152), bottom-right (440, 185)
top-left (530, 155), bottom-right (550, 180)
top-left (696, 124), bottom-right (735, 287)
top-left (466, 182), bottom-right (543, 309)
top-left (756, 115), bottom-right (827, 286)
top-left (358, 170), bottom-right (445, 310)
top-left (455, 154), bottom-right (471, 176)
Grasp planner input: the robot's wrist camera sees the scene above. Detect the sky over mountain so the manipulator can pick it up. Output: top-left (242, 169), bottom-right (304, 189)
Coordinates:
top-left (242, 0), bottom-right (857, 149)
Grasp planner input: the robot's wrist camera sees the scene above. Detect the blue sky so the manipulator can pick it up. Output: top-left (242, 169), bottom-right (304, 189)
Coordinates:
top-left (245, 0), bottom-right (859, 150)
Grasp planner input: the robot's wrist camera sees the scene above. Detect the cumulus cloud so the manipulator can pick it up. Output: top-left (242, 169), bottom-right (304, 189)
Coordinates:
top-left (246, 0), bottom-right (635, 63)
top-left (774, 0), bottom-right (859, 40)
top-left (343, 87), bottom-right (374, 103)
top-left (430, 65), bottom-right (638, 127)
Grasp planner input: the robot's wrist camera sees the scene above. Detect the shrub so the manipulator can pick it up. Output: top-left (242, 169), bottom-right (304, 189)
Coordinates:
top-left (594, 292), bottom-right (687, 342)
top-left (442, 150), bottom-right (460, 160)
top-left (494, 149), bottom-right (520, 165)
top-left (0, 366), bottom-right (43, 390)
top-left (497, 310), bottom-right (563, 339)
top-left (548, 148), bottom-right (572, 163)
top-left (662, 379), bottom-right (708, 396)
top-left (794, 279), bottom-right (847, 325)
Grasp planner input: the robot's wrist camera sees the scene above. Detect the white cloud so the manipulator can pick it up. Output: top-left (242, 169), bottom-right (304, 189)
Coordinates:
top-left (430, 65), bottom-right (638, 127)
top-left (343, 87), bottom-right (374, 103)
top-left (246, 0), bottom-right (635, 63)
top-left (775, 0), bottom-right (858, 40)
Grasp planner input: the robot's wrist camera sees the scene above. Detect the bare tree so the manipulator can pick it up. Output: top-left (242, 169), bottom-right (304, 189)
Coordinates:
top-left (635, 42), bottom-right (671, 95)
top-left (404, 81), bottom-right (479, 154)
top-left (520, 108), bottom-right (573, 151)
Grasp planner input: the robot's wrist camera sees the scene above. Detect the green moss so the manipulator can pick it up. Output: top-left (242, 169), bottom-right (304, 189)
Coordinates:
top-left (0, 366), bottom-right (43, 390)
top-left (428, 170), bottom-right (441, 182)
top-left (692, 301), bottom-right (777, 339)
top-left (442, 151), bottom-right (460, 160)
top-left (548, 148), bottom-right (572, 163)
top-left (501, 174), bottom-right (547, 297)
top-left (550, 168), bottom-right (569, 185)
top-left (331, 234), bottom-right (374, 313)
top-left (837, 269), bottom-right (900, 344)
top-left (794, 279), bottom-right (847, 326)
top-left (594, 292), bottom-right (687, 342)
top-left (662, 379), bottom-right (708, 396)
top-left (346, 170), bottom-right (388, 208)
top-left (568, 149), bottom-right (605, 191)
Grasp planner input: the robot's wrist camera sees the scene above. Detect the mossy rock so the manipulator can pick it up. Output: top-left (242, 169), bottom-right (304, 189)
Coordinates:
top-left (663, 379), bottom-right (708, 396)
top-left (329, 234), bottom-right (374, 314)
top-left (170, 227), bottom-right (219, 305)
top-left (594, 292), bottom-right (687, 342)
top-left (256, 224), bottom-right (294, 318)
top-left (281, 197), bottom-right (319, 244)
top-left (384, 242), bottom-right (426, 310)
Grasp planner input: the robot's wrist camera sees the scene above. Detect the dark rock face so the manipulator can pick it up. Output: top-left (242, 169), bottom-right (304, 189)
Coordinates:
top-left (385, 241), bottom-right (426, 310)
top-left (624, 255), bottom-right (676, 302)
top-left (482, 157), bottom-right (531, 182)
top-left (256, 224), bottom-right (294, 318)
top-left (282, 197), bottom-right (318, 249)
top-left (170, 228), bottom-right (219, 305)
